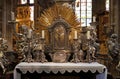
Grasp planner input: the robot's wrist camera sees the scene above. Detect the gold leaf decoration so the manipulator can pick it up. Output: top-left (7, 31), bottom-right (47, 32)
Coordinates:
top-left (37, 4), bottom-right (81, 29)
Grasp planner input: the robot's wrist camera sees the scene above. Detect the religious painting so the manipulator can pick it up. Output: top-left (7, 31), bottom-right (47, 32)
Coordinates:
top-left (53, 24), bottom-right (66, 49)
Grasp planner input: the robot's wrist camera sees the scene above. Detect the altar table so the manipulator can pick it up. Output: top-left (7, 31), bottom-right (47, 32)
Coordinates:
top-left (14, 62), bottom-right (107, 79)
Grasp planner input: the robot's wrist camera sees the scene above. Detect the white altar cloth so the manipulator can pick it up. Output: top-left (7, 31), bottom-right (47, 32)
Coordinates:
top-left (14, 62), bottom-right (107, 79)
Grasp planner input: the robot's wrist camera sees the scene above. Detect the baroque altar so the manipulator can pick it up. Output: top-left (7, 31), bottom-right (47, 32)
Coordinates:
top-left (14, 4), bottom-right (100, 63)
top-left (12, 4), bottom-right (108, 79)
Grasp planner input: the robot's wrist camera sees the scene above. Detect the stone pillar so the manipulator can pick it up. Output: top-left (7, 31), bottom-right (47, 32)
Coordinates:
top-left (5, 0), bottom-right (16, 51)
top-left (110, 0), bottom-right (120, 43)
top-left (110, 0), bottom-right (114, 24)
top-left (6, 0), bottom-right (13, 51)
top-left (2, 0), bottom-right (6, 38)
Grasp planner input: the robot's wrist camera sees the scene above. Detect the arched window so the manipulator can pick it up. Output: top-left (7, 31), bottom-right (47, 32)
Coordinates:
top-left (75, 0), bottom-right (92, 27)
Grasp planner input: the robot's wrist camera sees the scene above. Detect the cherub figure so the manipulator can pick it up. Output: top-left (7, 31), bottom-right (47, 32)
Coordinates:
top-left (71, 39), bottom-right (84, 62)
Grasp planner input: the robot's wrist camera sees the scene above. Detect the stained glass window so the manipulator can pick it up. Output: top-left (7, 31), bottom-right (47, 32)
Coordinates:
top-left (75, 0), bottom-right (92, 27)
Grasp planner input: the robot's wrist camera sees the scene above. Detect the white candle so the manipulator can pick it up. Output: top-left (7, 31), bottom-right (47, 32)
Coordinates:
top-left (93, 16), bottom-right (96, 22)
top-left (11, 11), bottom-right (15, 21)
top-left (27, 29), bottom-right (32, 38)
top-left (42, 30), bottom-right (45, 39)
top-left (87, 31), bottom-right (90, 39)
top-left (74, 30), bottom-right (77, 39)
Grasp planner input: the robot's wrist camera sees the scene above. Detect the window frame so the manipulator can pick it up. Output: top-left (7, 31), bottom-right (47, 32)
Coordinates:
top-left (75, 0), bottom-right (92, 27)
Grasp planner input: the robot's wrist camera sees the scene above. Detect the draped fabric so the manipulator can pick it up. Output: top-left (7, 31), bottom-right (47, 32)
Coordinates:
top-left (14, 62), bottom-right (107, 79)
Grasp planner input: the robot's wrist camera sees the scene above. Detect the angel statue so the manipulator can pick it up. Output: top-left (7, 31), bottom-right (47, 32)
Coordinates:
top-left (71, 39), bottom-right (84, 63)
top-left (107, 34), bottom-right (120, 73)
top-left (107, 34), bottom-right (119, 61)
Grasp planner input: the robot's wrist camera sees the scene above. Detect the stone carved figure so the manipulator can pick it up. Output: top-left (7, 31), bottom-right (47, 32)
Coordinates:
top-left (0, 53), bottom-right (8, 73)
top-left (15, 33), bottom-right (27, 62)
top-left (15, 25), bottom-right (30, 62)
top-left (0, 38), bottom-right (8, 73)
top-left (107, 34), bottom-right (120, 71)
top-left (76, 26), bottom-right (99, 62)
top-left (79, 32), bottom-right (88, 60)
top-left (33, 38), bottom-right (47, 62)
top-left (88, 46), bottom-right (96, 61)
top-left (88, 26), bottom-right (99, 62)
top-left (16, 25), bottom-right (48, 63)
top-left (107, 34), bottom-right (119, 61)
top-left (71, 39), bottom-right (84, 62)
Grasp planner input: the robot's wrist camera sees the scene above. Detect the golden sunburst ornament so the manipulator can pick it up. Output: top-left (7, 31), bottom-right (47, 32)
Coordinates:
top-left (37, 4), bottom-right (81, 29)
